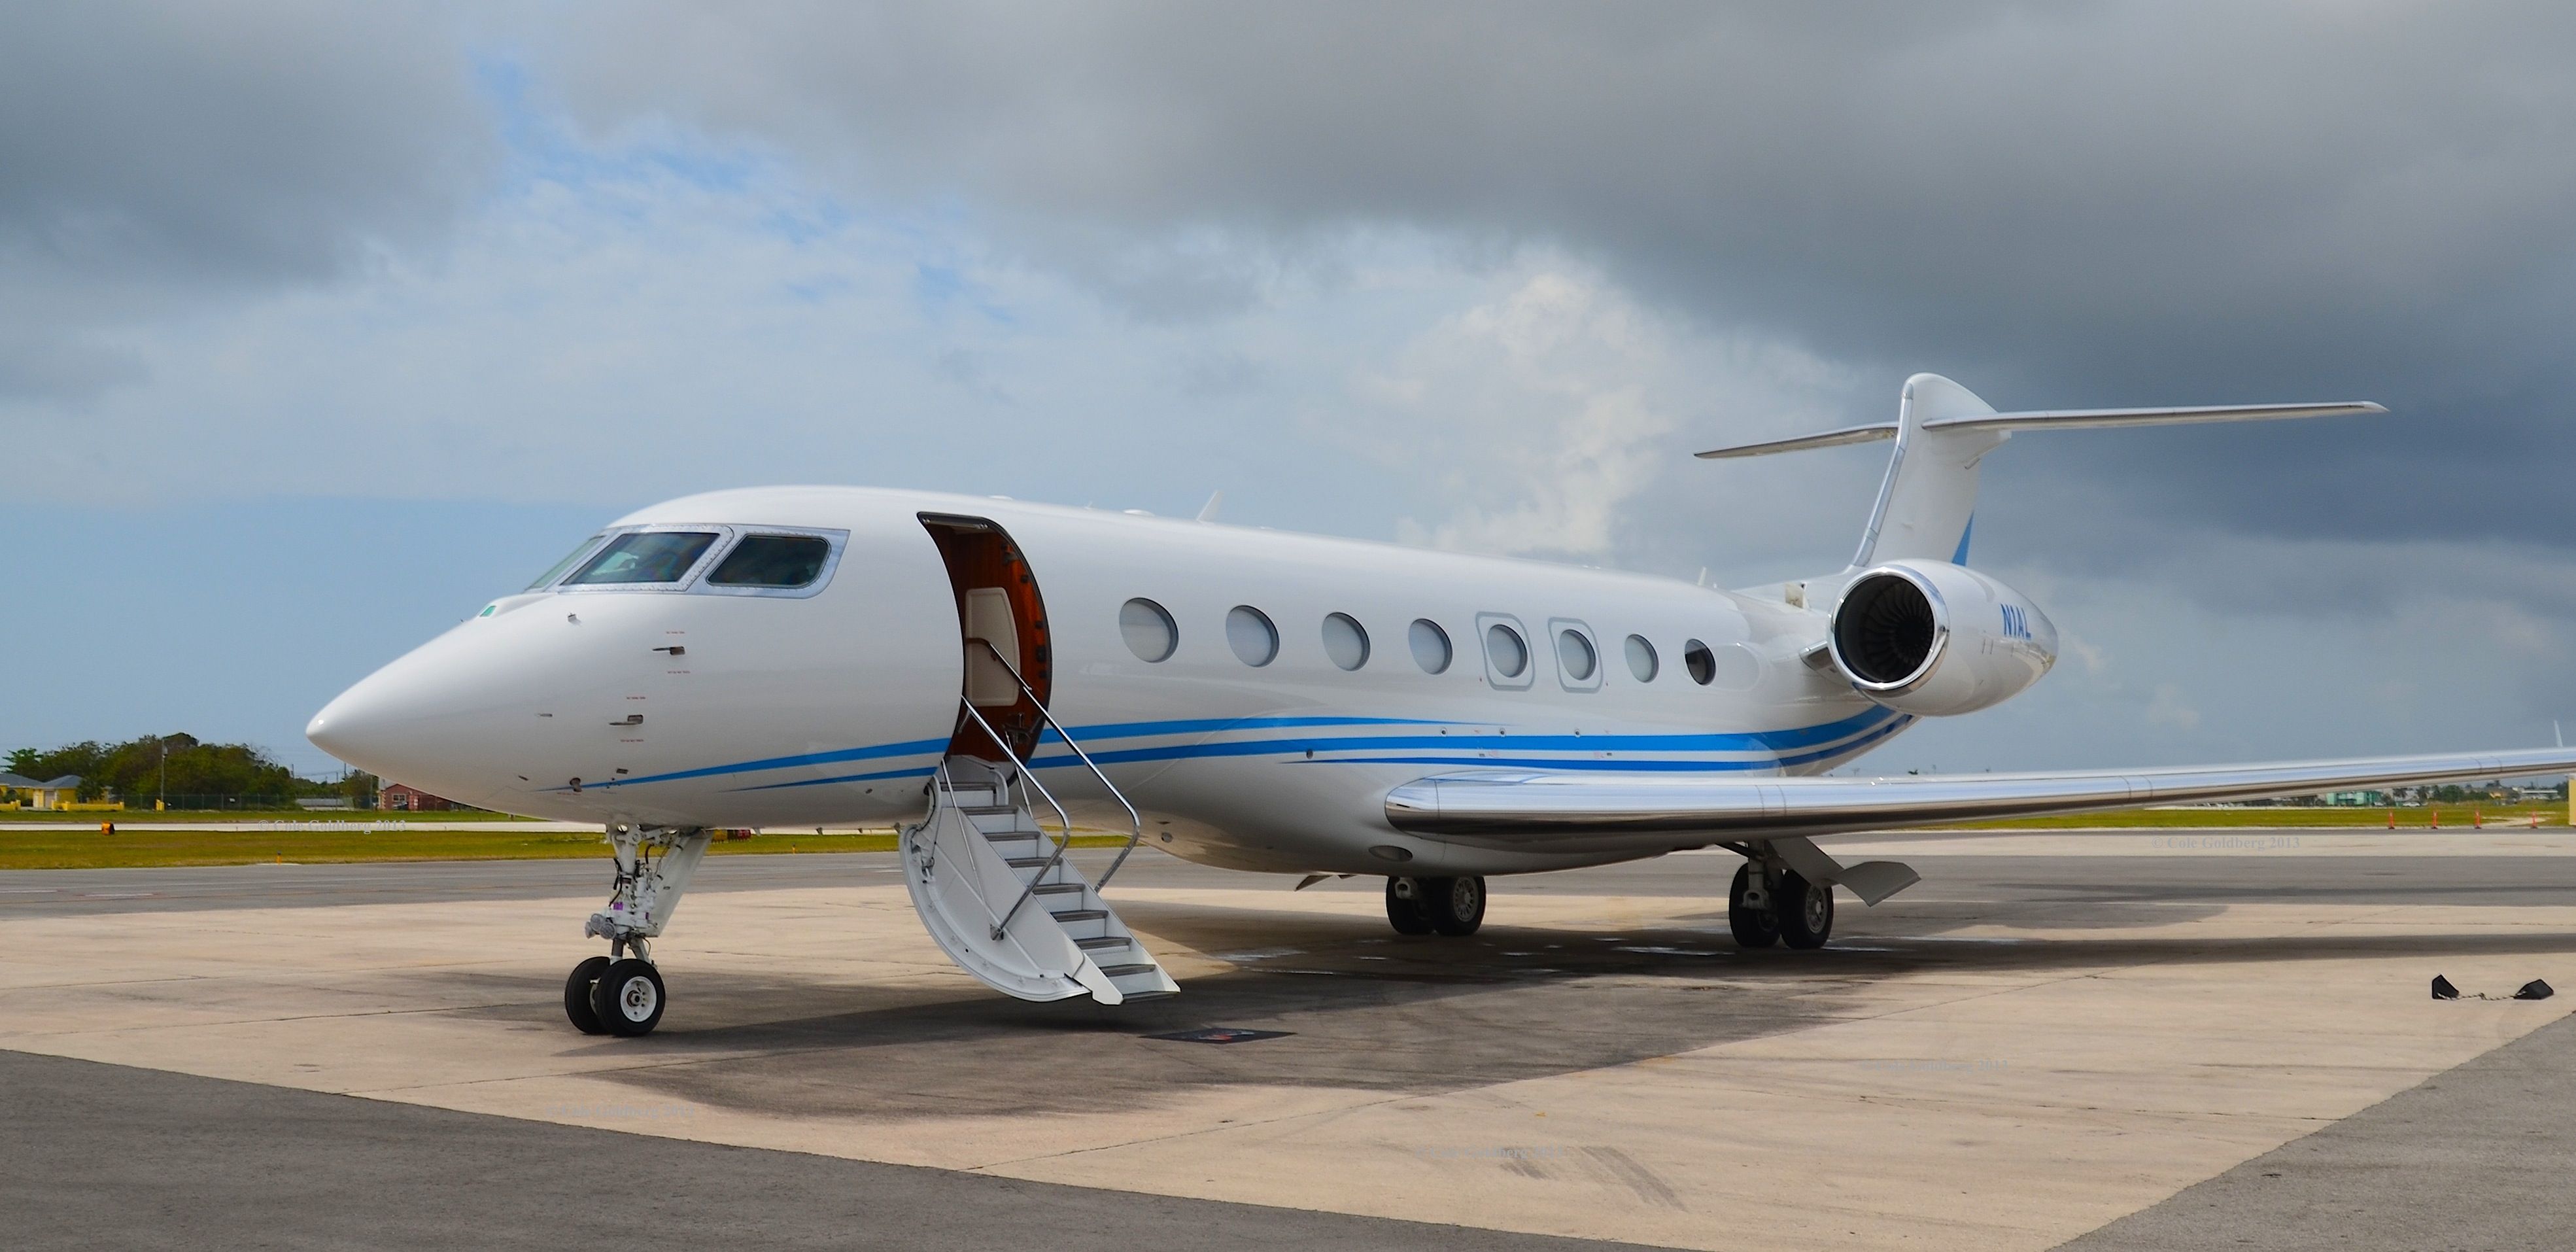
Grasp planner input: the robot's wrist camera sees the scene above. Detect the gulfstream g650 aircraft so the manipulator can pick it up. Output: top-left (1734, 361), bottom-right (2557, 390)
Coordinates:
top-left (309, 374), bottom-right (2576, 1036)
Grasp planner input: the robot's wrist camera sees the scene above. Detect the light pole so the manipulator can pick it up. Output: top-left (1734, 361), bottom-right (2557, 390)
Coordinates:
top-left (157, 736), bottom-right (167, 812)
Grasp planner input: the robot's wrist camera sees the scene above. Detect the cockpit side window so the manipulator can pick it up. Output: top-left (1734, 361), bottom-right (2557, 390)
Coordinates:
top-left (526, 534), bottom-right (605, 590)
top-left (563, 531), bottom-right (719, 585)
top-left (706, 535), bottom-right (832, 588)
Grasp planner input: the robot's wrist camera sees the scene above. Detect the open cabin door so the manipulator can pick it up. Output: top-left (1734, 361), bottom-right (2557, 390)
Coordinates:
top-left (919, 514), bottom-right (1053, 761)
top-left (899, 513), bottom-right (1176, 1006)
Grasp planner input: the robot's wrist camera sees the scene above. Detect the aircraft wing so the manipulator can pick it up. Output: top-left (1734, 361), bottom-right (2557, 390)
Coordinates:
top-left (1383, 747), bottom-right (2576, 841)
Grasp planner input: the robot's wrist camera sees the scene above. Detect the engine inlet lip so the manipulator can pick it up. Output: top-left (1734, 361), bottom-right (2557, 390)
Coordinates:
top-left (1828, 565), bottom-right (1951, 695)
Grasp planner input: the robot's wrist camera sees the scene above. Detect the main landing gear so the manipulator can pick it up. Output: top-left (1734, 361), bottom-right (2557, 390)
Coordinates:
top-left (1386, 875), bottom-right (1486, 936)
top-left (564, 824), bottom-right (708, 1037)
top-left (1728, 861), bottom-right (1834, 950)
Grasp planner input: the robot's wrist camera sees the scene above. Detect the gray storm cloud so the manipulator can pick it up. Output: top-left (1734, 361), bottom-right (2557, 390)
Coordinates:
top-left (0, 1), bottom-right (494, 397)
top-left (540, 1), bottom-right (2576, 547)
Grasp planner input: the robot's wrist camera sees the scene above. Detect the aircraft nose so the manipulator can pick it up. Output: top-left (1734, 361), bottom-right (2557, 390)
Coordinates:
top-left (307, 614), bottom-right (557, 808)
top-left (307, 641), bottom-right (489, 788)
top-left (307, 674), bottom-right (402, 776)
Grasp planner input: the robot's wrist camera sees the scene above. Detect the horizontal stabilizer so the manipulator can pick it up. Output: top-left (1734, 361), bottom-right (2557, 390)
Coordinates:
top-left (1695, 402), bottom-right (2382, 459)
top-left (1384, 746), bottom-right (2576, 841)
top-left (1694, 423), bottom-right (1897, 459)
top-left (1923, 401), bottom-right (2385, 434)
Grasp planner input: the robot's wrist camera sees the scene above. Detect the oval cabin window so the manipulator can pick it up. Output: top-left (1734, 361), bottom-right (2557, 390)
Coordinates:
top-left (1486, 623), bottom-right (1528, 679)
top-left (1409, 619), bottom-right (1452, 674)
top-left (1684, 638), bottom-right (1717, 685)
top-left (1625, 635), bottom-right (1658, 682)
top-left (1556, 629), bottom-right (1596, 682)
top-left (1120, 598), bottom-right (1177, 663)
top-left (1322, 613), bottom-right (1369, 670)
top-left (1227, 605), bottom-right (1279, 667)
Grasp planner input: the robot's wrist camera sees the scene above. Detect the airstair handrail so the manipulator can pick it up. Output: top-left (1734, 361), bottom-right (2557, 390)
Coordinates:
top-left (967, 638), bottom-right (1150, 889)
top-left (954, 697), bottom-right (1081, 940)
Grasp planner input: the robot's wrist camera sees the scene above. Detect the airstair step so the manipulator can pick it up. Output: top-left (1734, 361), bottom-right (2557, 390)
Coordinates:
top-left (910, 751), bottom-right (1177, 1007)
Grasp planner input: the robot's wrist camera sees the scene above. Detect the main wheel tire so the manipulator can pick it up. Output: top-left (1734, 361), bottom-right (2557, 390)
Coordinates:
top-left (1775, 870), bottom-right (1836, 950)
top-left (1727, 863), bottom-right (1780, 948)
top-left (564, 955), bottom-right (612, 1035)
top-left (1424, 875), bottom-right (1486, 936)
top-left (591, 958), bottom-right (666, 1037)
top-left (1385, 877), bottom-right (1435, 935)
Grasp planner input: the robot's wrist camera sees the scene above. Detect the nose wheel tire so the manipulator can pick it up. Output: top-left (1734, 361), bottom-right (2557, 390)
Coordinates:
top-left (589, 958), bottom-right (666, 1037)
top-left (564, 955), bottom-right (613, 1034)
top-left (1385, 877), bottom-right (1435, 935)
top-left (1727, 864), bottom-right (1781, 948)
top-left (1775, 870), bottom-right (1836, 950)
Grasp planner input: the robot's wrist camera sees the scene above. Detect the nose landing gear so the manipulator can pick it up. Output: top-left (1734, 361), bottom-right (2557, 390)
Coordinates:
top-left (563, 824), bottom-right (707, 1037)
top-left (564, 951), bottom-right (668, 1036)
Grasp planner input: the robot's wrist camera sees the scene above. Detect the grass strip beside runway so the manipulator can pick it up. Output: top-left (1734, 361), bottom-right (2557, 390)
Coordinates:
top-left (0, 809), bottom-right (538, 824)
top-left (2, 804), bottom-right (2556, 869)
top-left (1948, 805), bottom-right (2562, 829)
top-left (0, 827), bottom-right (1135, 870)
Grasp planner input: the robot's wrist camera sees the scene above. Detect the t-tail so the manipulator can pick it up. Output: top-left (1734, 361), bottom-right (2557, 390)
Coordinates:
top-left (1696, 373), bottom-right (2385, 569)
top-left (1696, 375), bottom-right (2386, 720)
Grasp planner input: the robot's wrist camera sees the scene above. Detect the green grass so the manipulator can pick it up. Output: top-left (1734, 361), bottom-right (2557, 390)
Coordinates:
top-left (1942, 805), bottom-right (2565, 830)
top-left (0, 808), bottom-right (538, 824)
top-left (5, 801), bottom-right (2560, 869)
top-left (0, 826), bottom-right (1135, 871)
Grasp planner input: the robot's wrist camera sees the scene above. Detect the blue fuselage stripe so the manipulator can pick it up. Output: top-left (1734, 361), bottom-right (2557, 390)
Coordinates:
top-left (724, 707), bottom-right (1910, 792)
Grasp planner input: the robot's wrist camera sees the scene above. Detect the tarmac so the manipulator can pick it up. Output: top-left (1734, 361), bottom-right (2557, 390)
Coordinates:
top-left (6, 831), bottom-right (2575, 1250)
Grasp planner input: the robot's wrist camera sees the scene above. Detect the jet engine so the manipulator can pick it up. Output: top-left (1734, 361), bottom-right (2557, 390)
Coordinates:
top-left (1826, 561), bottom-right (2057, 717)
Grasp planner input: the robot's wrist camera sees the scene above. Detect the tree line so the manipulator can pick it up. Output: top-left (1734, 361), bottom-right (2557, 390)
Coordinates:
top-left (7, 735), bottom-right (372, 807)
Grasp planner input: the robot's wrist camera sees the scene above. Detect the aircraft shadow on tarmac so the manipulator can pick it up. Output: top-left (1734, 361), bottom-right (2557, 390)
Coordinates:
top-left (430, 890), bottom-right (2576, 1123)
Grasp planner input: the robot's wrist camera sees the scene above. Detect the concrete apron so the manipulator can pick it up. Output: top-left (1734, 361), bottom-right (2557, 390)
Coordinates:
top-left (2, 876), bottom-right (2570, 1252)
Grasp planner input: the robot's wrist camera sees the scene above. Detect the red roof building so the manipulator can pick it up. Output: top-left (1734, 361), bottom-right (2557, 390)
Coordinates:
top-left (380, 782), bottom-right (453, 812)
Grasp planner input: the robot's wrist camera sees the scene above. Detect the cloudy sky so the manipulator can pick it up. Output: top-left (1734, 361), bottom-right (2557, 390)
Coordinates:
top-left (7, 1), bottom-right (2573, 778)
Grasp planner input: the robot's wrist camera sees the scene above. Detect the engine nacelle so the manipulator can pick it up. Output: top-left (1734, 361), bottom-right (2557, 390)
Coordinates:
top-left (1827, 561), bottom-right (2057, 717)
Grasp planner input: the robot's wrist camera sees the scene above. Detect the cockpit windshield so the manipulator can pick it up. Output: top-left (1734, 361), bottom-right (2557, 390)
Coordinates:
top-left (563, 531), bottom-right (719, 585)
top-left (707, 534), bottom-right (832, 588)
top-left (526, 535), bottom-right (605, 590)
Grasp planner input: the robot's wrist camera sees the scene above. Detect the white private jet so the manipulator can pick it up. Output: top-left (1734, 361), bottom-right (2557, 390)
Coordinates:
top-left (309, 374), bottom-right (2576, 1037)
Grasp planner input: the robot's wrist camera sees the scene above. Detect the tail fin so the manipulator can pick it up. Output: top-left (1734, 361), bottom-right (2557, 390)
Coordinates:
top-left (1696, 374), bottom-right (2384, 570)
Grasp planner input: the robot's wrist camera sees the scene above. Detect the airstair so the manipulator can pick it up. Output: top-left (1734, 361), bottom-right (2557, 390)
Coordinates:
top-left (899, 659), bottom-right (1176, 1005)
